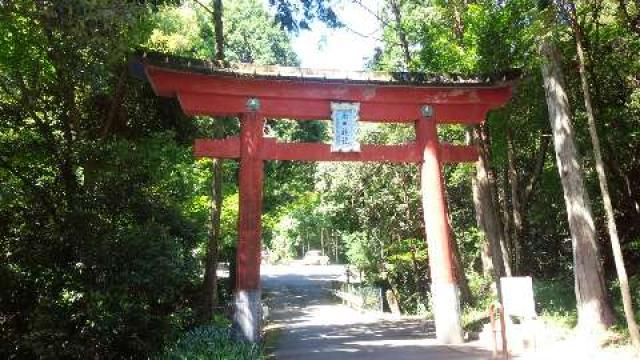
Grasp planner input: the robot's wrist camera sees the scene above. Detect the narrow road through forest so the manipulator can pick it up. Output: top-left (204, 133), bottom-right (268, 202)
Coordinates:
top-left (261, 264), bottom-right (493, 360)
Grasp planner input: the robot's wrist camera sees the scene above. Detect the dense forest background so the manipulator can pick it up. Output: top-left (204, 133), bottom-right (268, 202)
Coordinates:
top-left (1, 0), bottom-right (640, 358)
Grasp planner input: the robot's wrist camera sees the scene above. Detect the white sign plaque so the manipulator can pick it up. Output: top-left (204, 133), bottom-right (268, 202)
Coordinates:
top-left (500, 276), bottom-right (536, 318)
top-left (331, 102), bottom-right (360, 152)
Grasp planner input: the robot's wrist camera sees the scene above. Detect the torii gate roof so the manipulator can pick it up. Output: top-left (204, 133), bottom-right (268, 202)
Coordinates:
top-left (141, 52), bottom-right (517, 124)
top-left (142, 52), bottom-right (518, 87)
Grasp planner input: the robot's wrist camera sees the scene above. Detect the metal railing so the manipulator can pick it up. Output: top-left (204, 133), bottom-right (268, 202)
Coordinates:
top-left (335, 283), bottom-right (384, 313)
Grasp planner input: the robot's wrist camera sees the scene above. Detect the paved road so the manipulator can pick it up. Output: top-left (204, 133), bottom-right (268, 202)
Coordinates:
top-left (261, 264), bottom-right (494, 360)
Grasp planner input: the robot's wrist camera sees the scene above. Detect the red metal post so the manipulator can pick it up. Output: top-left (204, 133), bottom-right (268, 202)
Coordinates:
top-left (416, 112), bottom-right (463, 344)
top-left (234, 110), bottom-right (264, 342)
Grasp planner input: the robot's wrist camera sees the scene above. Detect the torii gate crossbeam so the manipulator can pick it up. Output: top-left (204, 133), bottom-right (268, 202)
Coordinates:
top-left (143, 56), bottom-right (514, 345)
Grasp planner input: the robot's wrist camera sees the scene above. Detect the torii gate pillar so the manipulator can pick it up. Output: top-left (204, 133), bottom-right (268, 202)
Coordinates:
top-left (417, 112), bottom-right (463, 344)
top-left (234, 110), bottom-right (264, 342)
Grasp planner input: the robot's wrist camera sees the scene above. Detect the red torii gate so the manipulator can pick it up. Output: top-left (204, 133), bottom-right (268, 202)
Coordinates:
top-left (143, 56), bottom-right (514, 345)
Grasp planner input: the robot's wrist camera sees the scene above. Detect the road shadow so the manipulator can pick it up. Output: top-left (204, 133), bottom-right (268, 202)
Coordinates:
top-left (271, 311), bottom-right (492, 360)
top-left (263, 266), bottom-right (493, 360)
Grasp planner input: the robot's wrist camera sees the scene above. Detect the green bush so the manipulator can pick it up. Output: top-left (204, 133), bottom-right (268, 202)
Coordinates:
top-left (533, 278), bottom-right (577, 328)
top-left (157, 325), bottom-right (263, 360)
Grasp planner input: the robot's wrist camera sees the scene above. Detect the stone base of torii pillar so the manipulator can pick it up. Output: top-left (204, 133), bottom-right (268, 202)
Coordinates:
top-left (233, 289), bottom-right (262, 343)
top-left (431, 282), bottom-right (464, 344)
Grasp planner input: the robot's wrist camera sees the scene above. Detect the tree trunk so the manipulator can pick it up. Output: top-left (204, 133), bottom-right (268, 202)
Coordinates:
top-left (540, 38), bottom-right (614, 337)
top-left (202, 159), bottom-right (223, 321)
top-left (389, 0), bottom-right (412, 68)
top-left (213, 0), bottom-right (224, 63)
top-left (478, 125), bottom-right (513, 276)
top-left (471, 126), bottom-right (511, 279)
top-left (469, 126), bottom-right (508, 301)
top-left (451, 1), bottom-right (465, 41)
top-left (570, 7), bottom-right (640, 347)
top-left (521, 134), bottom-right (551, 217)
top-left (499, 165), bottom-right (514, 268)
top-left (602, 144), bottom-right (640, 223)
top-left (480, 241), bottom-right (494, 277)
top-left (448, 218), bottom-right (474, 306)
top-left (617, 0), bottom-right (640, 35)
top-left (468, 131), bottom-right (495, 277)
top-left (335, 231), bottom-right (340, 263)
top-left (201, 0), bottom-right (225, 322)
top-left (506, 123), bottom-right (523, 275)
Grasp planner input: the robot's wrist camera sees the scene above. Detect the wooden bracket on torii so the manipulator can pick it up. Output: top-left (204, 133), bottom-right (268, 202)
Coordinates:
top-left (143, 57), bottom-right (514, 344)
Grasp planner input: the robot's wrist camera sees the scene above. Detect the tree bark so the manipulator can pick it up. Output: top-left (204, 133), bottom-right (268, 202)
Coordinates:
top-left (201, 0), bottom-right (226, 322)
top-left (478, 126), bottom-right (513, 277)
top-left (540, 38), bottom-right (614, 337)
top-left (213, 0), bottom-right (224, 63)
top-left (389, 0), bottom-right (412, 68)
top-left (202, 158), bottom-right (223, 321)
top-left (448, 218), bottom-right (474, 306)
top-left (469, 126), bottom-right (509, 301)
top-left (499, 165), bottom-right (514, 268)
top-left (475, 126), bottom-right (512, 276)
top-left (480, 241), bottom-right (494, 277)
top-left (506, 123), bottom-right (522, 275)
top-left (569, 5), bottom-right (640, 347)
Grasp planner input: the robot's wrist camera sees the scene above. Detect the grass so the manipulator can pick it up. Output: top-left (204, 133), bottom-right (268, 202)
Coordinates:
top-left (460, 275), bottom-right (578, 333)
top-left (262, 323), bottom-right (283, 360)
top-left (461, 273), bottom-right (496, 333)
top-left (460, 274), bottom-right (640, 345)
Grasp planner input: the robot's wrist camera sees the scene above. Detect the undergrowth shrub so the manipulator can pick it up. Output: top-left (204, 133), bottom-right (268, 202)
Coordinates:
top-left (157, 325), bottom-right (263, 360)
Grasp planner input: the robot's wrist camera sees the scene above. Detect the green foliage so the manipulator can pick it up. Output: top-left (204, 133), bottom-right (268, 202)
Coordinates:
top-left (383, 237), bottom-right (430, 314)
top-left (298, 124), bottom-right (430, 311)
top-left (461, 273), bottom-right (495, 332)
top-left (534, 278), bottom-right (578, 328)
top-left (345, 231), bottom-right (379, 276)
top-left (0, 0), bottom-right (304, 357)
top-left (157, 325), bottom-right (263, 360)
top-left (3, 0), bottom-right (640, 355)
top-left (267, 0), bottom-right (341, 32)
top-left (146, 0), bottom-right (299, 65)
top-left (269, 192), bottom-right (328, 261)
top-left (1, 131), bottom-right (205, 357)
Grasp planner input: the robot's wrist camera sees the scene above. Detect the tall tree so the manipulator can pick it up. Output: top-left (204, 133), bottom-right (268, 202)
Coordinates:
top-left (539, 28), bottom-right (614, 338)
top-left (442, 0), bottom-right (514, 282)
top-left (565, 1), bottom-right (640, 348)
top-left (470, 126), bottom-right (511, 284)
top-left (388, 0), bottom-right (412, 68)
top-left (192, 0), bottom-right (226, 323)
